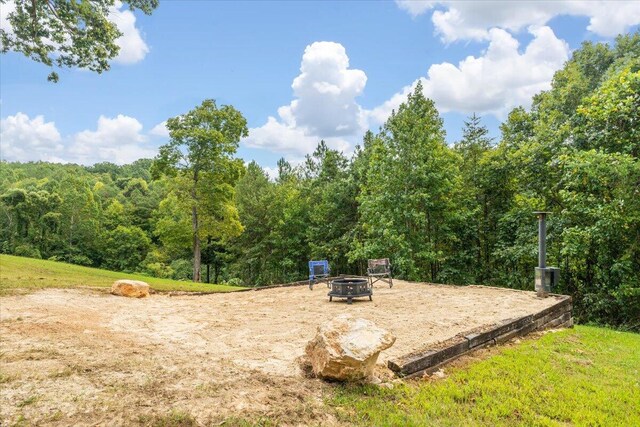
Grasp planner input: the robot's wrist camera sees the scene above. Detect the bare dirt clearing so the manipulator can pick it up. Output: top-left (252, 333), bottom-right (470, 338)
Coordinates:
top-left (1, 281), bottom-right (561, 425)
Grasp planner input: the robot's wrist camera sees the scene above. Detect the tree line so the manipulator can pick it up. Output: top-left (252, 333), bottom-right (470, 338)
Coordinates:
top-left (1, 34), bottom-right (638, 329)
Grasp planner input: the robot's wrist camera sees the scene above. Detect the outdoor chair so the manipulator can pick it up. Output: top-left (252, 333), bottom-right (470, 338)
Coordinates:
top-left (308, 260), bottom-right (331, 290)
top-left (367, 258), bottom-right (393, 288)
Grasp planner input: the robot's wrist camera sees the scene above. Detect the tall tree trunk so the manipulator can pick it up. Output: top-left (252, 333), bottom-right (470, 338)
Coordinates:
top-left (214, 264), bottom-right (220, 284)
top-left (192, 204), bottom-right (201, 282)
top-left (192, 169), bottom-right (202, 283)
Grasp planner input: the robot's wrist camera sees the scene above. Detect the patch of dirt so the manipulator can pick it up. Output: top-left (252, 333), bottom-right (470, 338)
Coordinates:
top-left (0, 281), bottom-right (560, 425)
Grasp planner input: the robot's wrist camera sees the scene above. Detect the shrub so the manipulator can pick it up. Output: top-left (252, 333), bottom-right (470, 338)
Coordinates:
top-left (102, 225), bottom-right (151, 272)
top-left (13, 244), bottom-right (41, 259)
top-left (144, 262), bottom-right (174, 279)
top-left (170, 259), bottom-right (193, 281)
top-left (225, 277), bottom-right (243, 287)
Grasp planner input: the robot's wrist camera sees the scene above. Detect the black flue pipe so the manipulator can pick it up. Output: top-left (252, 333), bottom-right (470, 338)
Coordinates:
top-left (534, 212), bottom-right (549, 268)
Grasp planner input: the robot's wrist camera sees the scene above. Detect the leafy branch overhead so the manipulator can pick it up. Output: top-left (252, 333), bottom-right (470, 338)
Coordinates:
top-left (0, 0), bottom-right (158, 82)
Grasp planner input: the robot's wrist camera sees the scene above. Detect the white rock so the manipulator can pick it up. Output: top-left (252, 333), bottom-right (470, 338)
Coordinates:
top-left (110, 280), bottom-right (150, 298)
top-left (432, 369), bottom-right (446, 379)
top-left (305, 314), bottom-right (395, 381)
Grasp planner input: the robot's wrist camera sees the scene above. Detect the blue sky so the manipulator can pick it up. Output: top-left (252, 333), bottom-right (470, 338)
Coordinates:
top-left (1, 1), bottom-right (639, 173)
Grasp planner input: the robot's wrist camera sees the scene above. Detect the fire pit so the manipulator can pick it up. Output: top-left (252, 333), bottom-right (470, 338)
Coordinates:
top-left (328, 277), bottom-right (372, 304)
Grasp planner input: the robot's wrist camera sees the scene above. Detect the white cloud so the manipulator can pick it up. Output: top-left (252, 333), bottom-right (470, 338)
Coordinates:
top-left (396, 1), bottom-right (640, 42)
top-left (69, 115), bottom-right (156, 164)
top-left (367, 83), bottom-right (416, 126)
top-left (109, 1), bottom-right (149, 64)
top-left (368, 26), bottom-right (570, 123)
top-left (0, 1), bottom-right (15, 35)
top-left (244, 41), bottom-right (366, 158)
top-left (287, 41), bottom-right (367, 136)
top-left (585, 3), bottom-right (640, 37)
top-left (1, 112), bottom-right (163, 164)
top-left (0, 113), bottom-right (63, 162)
top-left (395, 0), bottom-right (435, 17)
top-left (149, 121), bottom-right (170, 138)
top-left (244, 116), bottom-right (350, 157)
top-left (262, 166), bottom-right (279, 181)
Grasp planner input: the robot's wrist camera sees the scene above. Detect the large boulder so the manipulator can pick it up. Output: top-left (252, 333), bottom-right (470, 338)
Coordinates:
top-left (111, 280), bottom-right (150, 298)
top-left (305, 314), bottom-right (395, 381)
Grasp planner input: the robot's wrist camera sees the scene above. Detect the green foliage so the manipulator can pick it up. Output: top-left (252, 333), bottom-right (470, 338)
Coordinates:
top-left (230, 159), bottom-right (311, 285)
top-left (452, 114), bottom-right (500, 284)
top-left (356, 81), bottom-right (462, 281)
top-left (103, 199), bottom-right (128, 229)
top-left (304, 142), bottom-right (359, 275)
top-left (140, 250), bottom-right (174, 278)
top-left (0, 0), bottom-right (158, 81)
top-left (102, 225), bottom-right (150, 272)
top-left (153, 193), bottom-right (192, 255)
top-left (574, 62), bottom-right (640, 157)
top-left (169, 258), bottom-right (193, 281)
top-left (227, 162), bottom-right (273, 285)
top-left (68, 253), bottom-right (93, 266)
top-left (153, 99), bottom-right (247, 282)
top-left (555, 150), bottom-right (640, 328)
top-left (13, 244), bottom-right (41, 259)
top-left (1, 32), bottom-right (638, 328)
top-left (487, 32), bottom-right (640, 327)
top-left (330, 326), bottom-right (640, 426)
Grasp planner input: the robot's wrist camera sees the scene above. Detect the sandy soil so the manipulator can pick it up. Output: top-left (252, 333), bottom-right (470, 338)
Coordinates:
top-left (0, 281), bottom-right (562, 425)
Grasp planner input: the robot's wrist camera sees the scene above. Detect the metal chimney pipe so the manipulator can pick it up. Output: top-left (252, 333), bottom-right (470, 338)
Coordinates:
top-left (534, 211), bottom-right (552, 298)
top-left (535, 212), bottom-right (548, 268)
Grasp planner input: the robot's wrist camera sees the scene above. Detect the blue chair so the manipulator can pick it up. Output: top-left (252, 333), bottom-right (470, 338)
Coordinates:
top-left (309, 260), bottom-right (331, 290)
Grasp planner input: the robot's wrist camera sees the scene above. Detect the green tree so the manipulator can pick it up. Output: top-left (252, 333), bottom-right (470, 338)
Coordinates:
top-left (0, 0), bottom-right (158, 82)
top-left (57, 175), bottom-right (100, 265)
top-left (304, 141), bottom-right (358, 275)
top-left (357, 82), bottom-right (463, 281)
top-left (574, 62), bottom-right (640, 157)
top-left (453, 114), bottom-right (498, 283)
top-left (0, 188), bottom-right (29, 247)
top-left (555, 150), bottom-right (640, 328)
top-left (487, 32), bottom-right (640, 327)
top-left (102, 225), bottom-right (150, 272)
top-left (152, 99), bottom-right (247, 282)
top-left (103, 199), bottom-right (128, 230)
top-left (153, 192), bottom-right (192, 257)
top-left (231, 159), bottom-right (312, 285)
top-left (268, 171), bottom-right (311, 283)
top-left (229, 161), bottom-right (274, 285)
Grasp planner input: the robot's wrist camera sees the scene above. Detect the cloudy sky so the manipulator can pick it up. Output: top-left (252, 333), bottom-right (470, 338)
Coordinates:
top-left (1, 1), bottom-right (639, 171)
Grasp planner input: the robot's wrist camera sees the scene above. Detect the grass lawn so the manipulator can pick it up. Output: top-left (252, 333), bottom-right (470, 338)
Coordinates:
top-left (330, 325), bottom-right (640, 426)
top-left (0, 254), bottom-right (245, 294)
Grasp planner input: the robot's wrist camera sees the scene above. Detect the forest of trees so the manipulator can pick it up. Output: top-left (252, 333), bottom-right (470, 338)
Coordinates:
top-left (1, 34), bottom-right (638, 330)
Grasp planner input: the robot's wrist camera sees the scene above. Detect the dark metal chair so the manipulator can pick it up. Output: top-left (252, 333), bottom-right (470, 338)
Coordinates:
top-left (367, 258), bottom-right (393, 288)
top-left (309, 260), bottom-right (330, 290)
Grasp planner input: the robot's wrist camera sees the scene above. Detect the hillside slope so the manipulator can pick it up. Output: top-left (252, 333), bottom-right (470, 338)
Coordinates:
top-left (0, 255), bottom-right (244, 294)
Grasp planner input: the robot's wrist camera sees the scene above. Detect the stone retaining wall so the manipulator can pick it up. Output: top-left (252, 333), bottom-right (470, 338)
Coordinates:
top-left (388, 294), bottom-right (573, 377)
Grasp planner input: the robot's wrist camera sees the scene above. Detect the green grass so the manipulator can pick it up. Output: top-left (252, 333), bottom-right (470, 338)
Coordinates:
top-left (0, 255), bottom-right (246, 294)
top-left (137, 410), bottom-right (198, 426)
top-left (330, 326), bottom-right (640, 426)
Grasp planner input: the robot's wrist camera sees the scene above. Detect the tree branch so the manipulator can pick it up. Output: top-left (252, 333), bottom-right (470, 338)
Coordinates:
top-left (30, 0), bottom-right (38, 36)
top-left (46, 0), bottom-right (79, 34)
